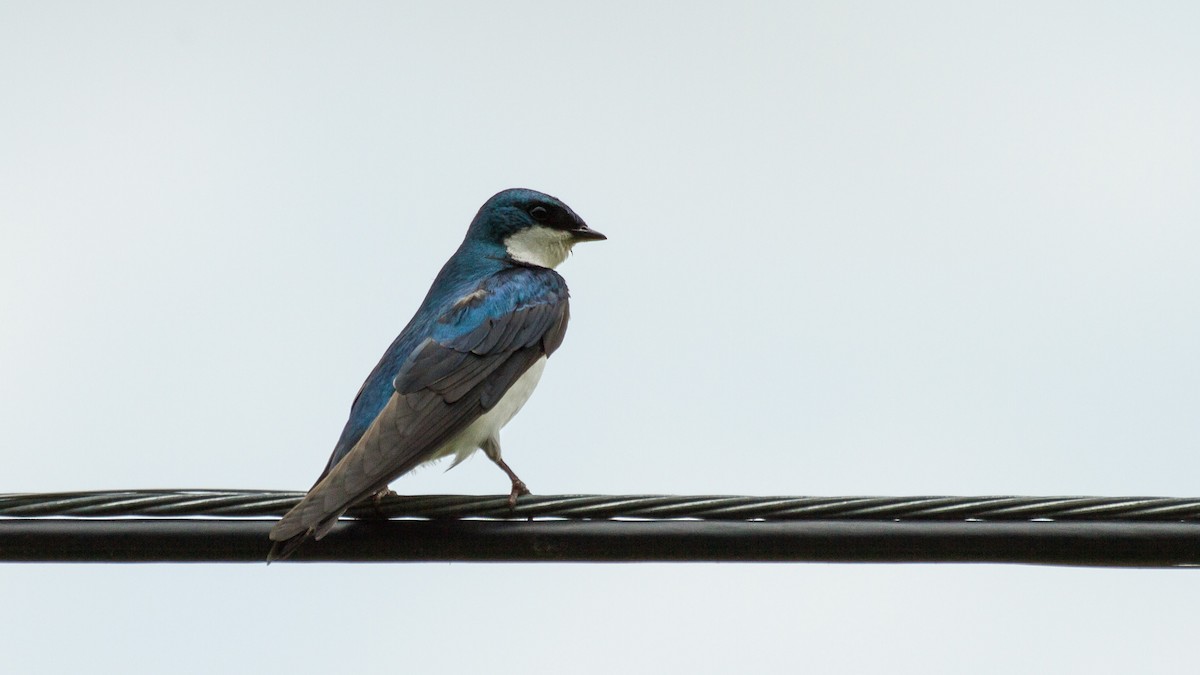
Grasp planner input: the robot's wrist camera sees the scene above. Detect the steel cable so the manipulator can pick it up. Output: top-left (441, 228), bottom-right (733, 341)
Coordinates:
top-left (4, 491), bottom-right (1200, 566)
top-left (3, 490), bottom-right (1200, 522)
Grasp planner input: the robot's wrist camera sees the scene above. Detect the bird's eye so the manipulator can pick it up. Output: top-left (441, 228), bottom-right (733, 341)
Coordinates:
top-left (529, 206), bottom-right (549, 221)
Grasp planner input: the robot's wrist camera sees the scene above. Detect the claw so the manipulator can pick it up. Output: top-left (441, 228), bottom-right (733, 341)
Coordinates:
top-left (369, 488), bottom-right (398, 518)
top-left (508, 479), bottom-right (531, 508)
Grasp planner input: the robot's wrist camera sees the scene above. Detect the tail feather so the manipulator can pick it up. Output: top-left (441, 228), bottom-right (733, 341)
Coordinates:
top-left (268, 506), bottom-right (345, 562)
top-left (266, 529), bottom-right (313, 563)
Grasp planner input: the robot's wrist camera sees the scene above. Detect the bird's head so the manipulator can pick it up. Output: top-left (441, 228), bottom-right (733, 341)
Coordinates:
top-left (466, 188), bottom-right (606, 269)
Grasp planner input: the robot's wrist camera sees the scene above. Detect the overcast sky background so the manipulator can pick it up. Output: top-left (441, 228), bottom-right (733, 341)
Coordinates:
top-left (2, 2), bottom-right (1199, 672)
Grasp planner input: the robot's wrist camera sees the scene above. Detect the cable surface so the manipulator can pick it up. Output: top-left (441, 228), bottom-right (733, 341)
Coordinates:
top-left (4, 491), bottom-right (1199, 566)
top-left (4, 490), bottom-right (1200, 521)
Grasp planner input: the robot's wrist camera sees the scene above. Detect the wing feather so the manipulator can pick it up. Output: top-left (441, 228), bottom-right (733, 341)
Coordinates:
top-left (270, 267), bottom-right (570, 547)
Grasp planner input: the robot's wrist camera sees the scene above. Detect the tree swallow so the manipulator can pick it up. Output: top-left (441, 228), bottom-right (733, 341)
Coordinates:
top-left (268, 188), bottom-right (605, 560)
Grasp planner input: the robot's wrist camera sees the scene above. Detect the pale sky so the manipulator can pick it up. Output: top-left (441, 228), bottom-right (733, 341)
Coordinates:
top-left (2, 2), bottom-right (1199, 673)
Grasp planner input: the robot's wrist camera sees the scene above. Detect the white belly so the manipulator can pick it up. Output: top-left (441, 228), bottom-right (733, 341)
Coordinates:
top-left (426, 356), bottom-right (547, 467)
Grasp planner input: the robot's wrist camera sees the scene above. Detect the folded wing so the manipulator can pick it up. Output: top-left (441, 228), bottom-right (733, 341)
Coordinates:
top-left (269, 267), bottom-right (570, 552)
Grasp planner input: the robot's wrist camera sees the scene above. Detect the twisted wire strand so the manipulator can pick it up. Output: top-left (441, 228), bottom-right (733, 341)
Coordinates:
top-left (2, 490), bottom-right (1200, 522)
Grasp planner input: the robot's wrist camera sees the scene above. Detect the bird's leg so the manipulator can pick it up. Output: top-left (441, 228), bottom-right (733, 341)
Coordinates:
top-left (481, 437), bottom-right (531, 508)
top-left (496, 457), bottom-right (531, 508)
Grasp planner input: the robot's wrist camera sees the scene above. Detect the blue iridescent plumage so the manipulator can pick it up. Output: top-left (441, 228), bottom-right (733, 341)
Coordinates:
top-left (269, 188), bottom-right (603, 560)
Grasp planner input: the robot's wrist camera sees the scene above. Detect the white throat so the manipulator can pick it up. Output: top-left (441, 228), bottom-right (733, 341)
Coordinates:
top-left (504, 226), bottom-right (574, 269)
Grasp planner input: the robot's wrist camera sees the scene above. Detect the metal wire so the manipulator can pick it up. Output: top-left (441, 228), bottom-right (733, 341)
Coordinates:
top-left (4, 491), bottom-right (1200, 566)
top-left (3, 490), bottom-right (1200, 521)
top-left (2, 518), bottom-right (1199, 566)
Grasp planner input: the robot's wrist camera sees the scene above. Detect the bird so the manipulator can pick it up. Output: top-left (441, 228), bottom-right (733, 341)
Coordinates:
top-left (268, 188), bottom-right (605, 560)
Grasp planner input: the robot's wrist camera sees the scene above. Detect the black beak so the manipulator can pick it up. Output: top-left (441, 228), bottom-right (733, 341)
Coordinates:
top-left (571, 225), bottom-right (607, 242)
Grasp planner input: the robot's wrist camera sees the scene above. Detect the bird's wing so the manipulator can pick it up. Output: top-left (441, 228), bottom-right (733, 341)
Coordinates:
top-left (270, 266), bottom-right (570, 545)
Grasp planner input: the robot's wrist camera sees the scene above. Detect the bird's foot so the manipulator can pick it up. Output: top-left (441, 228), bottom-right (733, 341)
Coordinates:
top-left (508, 480), bottom-right (531, 509)
top-left (369, 488), bottom-right (398, 518)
